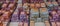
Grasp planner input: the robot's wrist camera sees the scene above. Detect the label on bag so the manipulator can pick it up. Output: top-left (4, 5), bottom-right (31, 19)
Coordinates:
top-left (24, 22), bottom-right (28, 26)
top-left (45, 21), bottom-right (50, 26)
top-left (19, 12), bottom-right (28, 22)
top-left (8, 4), bottom-right (14, 8)
top-left (31, 8), bottom-right (39, 14)
top-left (41, 3), bottom-right (46, 7)
top-left (11, 12), bottom-right (19, 22)
top-left (46, 2), bottom-right (53, 7)
top-left (35, 3), bottom-right (40, 8)
top-left (30, 21), bottom-right (35, 26)
top-left (2, 14), bottom-right (9, 21)
top-left (23, 3), bottom-right (28, 8)
top-left (40, 8), bottom-right (49, 17)
top-left (52, 2), bottom-right (58, 6)
top-left (2, 4), bottom-right (7, 8)
top-left (20, 14), bottom-right (27, 22)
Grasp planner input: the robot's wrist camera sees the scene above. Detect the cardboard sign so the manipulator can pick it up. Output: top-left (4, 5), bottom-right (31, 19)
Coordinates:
top-left (46, 2), bottom-right (53, 7)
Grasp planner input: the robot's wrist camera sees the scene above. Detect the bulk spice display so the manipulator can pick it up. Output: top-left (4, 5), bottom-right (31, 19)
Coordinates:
top-left (0, 1), bottom-right (9, 26)
top-left (0, 0), bottom-right (18, 26)
top-left (49, 7), bottom-right (60, 26)
top-left (0, 0), bottom-right (60, 26)
top-left (30, 0), bottom-right (48, 26)
top-left (19, 11), bottom-right (28, 26)
top-left (18, 0), bottom-right (29, 26)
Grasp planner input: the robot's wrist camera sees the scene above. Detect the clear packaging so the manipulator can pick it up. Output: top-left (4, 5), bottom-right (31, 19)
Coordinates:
top-left (8, 3), bottom-right (14, 8)
top-left (40, 8), bottom-right (49, 18)
top-left (2, 12), bottom-right (10, 22)
top-left (0, 2), bottom-right (3, 10)
top-left (45, 21), bottom-right (50, 26)
top-left (2, 3), bottom-right (8, 8)
top-left (30, 21), bottom-right (35, 26)
top-left (30, 3), bottom-right (35, 8)
top-left (11, 12), bottom-right (19, 22)
top-left (51, 22), bottom-right (56, 26)
top-left (30, 8), bottom-right (39, 18)
top-left (56, 22), bottom-right (60, 26)
top-left (24, 22), bottom-right (28, 26)
top-left (23, 3), bottom-right (28, 8)
top-left (35, 3), bottom-right (40, 8)
top-left (19, 11), bottom-right (28, 22)
top-left (40, 3), bottom-right (46, 7)
top-left (46, 2), bottom-right (53, 7)
top-left (52, 2), bottom-right (58, 6)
